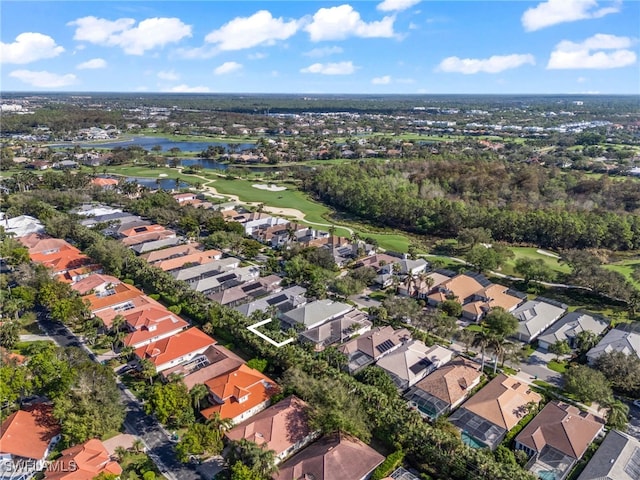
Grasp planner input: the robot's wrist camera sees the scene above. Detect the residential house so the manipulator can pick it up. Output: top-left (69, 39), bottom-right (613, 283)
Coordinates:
top-left (280, 299), bottom-right (353, 331)
top-left (515, 401), bottom-right (605, 480)
top-left (85, 282), bottom-right (149, 327)
top-left (72, 205), bottom-right (122, 218)
top-left (0, 404), bottom-right (61, 480)
top-left (2, 214), bottom-right (44, 237)
top-left (405, 358), bottom-right (483, 420)
top-left (355, 253), bottom-right (399, 271)
top-left (240, 214), bottom-right (289, 236)
top-left (103, 219), bottom-right (150, 238)
top-left (208, 275), bottom-right (282, 307)
top-left (338, 326), bottom-right (412, 374)
top-left (200, 364), bottom-right (279, 424)
top-left (427, 273), bottom-right (488, 307)
top-left (537, 312), bottom-right (609, 351)
top-left (300, 309), bottom-right (373, 351)
top-left (576, 429), bottom-right (640, 480)
top-left (512, 298), bottom-right (569, 343)
top-left (376, 340), bottom-right (454, 390)
top-left (448, 374), bottom-right (542, 450)
top-left (234, 286), bottom-right (307, 318)
top-left (397, 258), bottom-right (429, 276)
top-left (120, 229), bottom-right (176, 247)
top-left (274, 433), bottom-right (384, 480)
top-left (134, 327), bottom-right (216, 373)
top-left (160, 344), bottom-right (244, 390)
top-left (18, 233), bottom-right (68, 254)
top-left (90, 178), bottom-right (119, 189)
top-left (70, 274), bottom-right (121, 295)
top-left (154, 249), bottom-right (222, 272)
top-left (398, 270), bottom-right (452, 298)
top-left (84, 212), bottom-right (141, 230)
top-left (30, 247), bottom-right (96, 282)
top-left (130, 237), bottom-right (183, 255)
top-left (122, 306), bottom-right (189, 349)
top-left (586, 325), bottom-right (640, 365)
top-left (172, 257), bottom-right (240, 284)
top-left (192, 266), bottom-right (260, 295)
top-left (43, 438), bottom-right (122, 480)
top-left (225, 396), bottom-right (318, 463)
top-left (461, 284), bottom-right (526, 322)
top-left (119, 224), bottom-right (172, 239)
top-left (140, 243), bottom-right (203, 263)
top-left (173, 192), bottom-right (197, 204)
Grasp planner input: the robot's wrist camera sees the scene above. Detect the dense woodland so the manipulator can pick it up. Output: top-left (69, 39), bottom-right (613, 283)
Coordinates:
top-left (302, 160), bottom-right (640, 251)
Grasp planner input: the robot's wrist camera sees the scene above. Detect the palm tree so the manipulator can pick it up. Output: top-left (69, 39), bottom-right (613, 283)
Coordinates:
top-left (132, 439), bottom-right (145, 454)
top-left (472, 330), bottom-right (491, 373)
top-left (206, 412), bottom-right (234, 433)
top-left (488, 334), bottom-right (507, 374)
top-left (191, 383), bottom-right (209, 411)
top-left (139, 358), bottom-right (156, 385)
top-left (604, 399), bottom-right (629, 430)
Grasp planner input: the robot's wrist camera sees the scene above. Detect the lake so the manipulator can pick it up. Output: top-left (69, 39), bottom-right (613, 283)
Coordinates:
top-left (67, 136), bottom-right (254, 152)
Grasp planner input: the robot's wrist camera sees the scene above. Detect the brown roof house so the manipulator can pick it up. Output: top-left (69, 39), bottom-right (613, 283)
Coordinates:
top-left (515, 401), bottom-right (605, 480)
top-left (274, 433), bottom-right (384, 480)
top-left (405, 357), bottom-right (483, 420)
top-left (448, 373), bottom-right (542, 450)
top-left (337, 326), bottom-right (412, 374)
top-left (376, 340), bottom-right (454, 390)
top-left (225, 396), bottom-right (319, 463)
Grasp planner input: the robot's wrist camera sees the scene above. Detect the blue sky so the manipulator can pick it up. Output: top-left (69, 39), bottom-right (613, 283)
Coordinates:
top-left (1, 0), bottom-right (638, 94)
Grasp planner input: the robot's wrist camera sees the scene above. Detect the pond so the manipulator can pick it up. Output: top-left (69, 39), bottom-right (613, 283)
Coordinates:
top-left (61, 136), bottom-right (254, 153)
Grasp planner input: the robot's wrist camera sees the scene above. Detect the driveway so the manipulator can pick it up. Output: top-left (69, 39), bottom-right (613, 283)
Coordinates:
top-left (514, 349), bottom-right (563, 387)
top-left (348, 294), bottom-right (381, 310)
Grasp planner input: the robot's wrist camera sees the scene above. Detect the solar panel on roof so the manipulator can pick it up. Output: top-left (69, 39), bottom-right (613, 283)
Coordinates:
top-left (376, 339), bottom-right (396, 354)
top-left (409, 359), bottom-right (432, 374)
top-left (217, 273), bottom-right (236, 282)
top-left (242, 282), bottom-right (261, 292)
top-left (133, 226), bottom-right (147, 233)
top-left (266, 294), bottom-right (287, 305)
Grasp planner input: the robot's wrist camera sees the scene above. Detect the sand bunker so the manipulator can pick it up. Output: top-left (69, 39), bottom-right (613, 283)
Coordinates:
top-left (252, 184), bottom-right (287, 192)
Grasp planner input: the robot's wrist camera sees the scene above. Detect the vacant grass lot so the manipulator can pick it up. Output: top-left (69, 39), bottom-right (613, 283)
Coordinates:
top-left (603, 260), bottom-right (640, 289)
top-left (501, 246), bottom-right (571, 277)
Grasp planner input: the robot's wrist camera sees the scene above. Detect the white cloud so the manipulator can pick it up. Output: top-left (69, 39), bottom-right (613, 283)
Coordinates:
top-left (305, 5), bottom-right (395, 42)
top-left (205, 10), bottom-right (300, 51)
top-left (304, 46), bottom-right (344, 57)
top-left (165, 84), bottom-right (211, 93)
top-left (214, 61), bottom-right (243, 75)
top-left (301, 61), bottom-right (357, 75)
top-left (372, 75), bottom-right (392, 84)
top-left (437, 53), bottom-right (535, 74)
top-left (9, 69), bottom-right (77, 88)
top-left (547, 34), bottom-right (637, 69)
top-left (377, 0), bottom-right (421, 12)
top-left (157, 70), bottom-right (180, 80)
top-left (68, 16), bottom-right (191, 55)
top-left (1, 32), bottom-right (64, 64)
top-left (248, 52), bottom-right (267, 60)
top-left (522, 0), bottom-right (621, 32)
top-left (577, 76), bottom-right (587, 83)
top-left (76, 58), bottom-right (107, 69)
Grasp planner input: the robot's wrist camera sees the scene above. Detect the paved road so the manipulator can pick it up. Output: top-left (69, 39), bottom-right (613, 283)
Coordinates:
top-left (36, 311), bottom-right (201, 480)
top-left (626, 402), bottom-right (640, 441)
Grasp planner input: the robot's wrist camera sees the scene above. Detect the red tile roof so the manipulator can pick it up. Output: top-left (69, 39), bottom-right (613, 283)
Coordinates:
top-left (70, 274), bottom-right (122, 295)
top-left (154, 249), bottom-right (222, 272)
top-left (201, 364), bottom-right (278, 421)
top-left (85, 282), bottom-right (144, 312)
top-left (30, 249), bottom-right (91, 273)
top-left (134, 327), bottom-right (216, 369)
top-left (91, 178), bottom-right (119, 188)
top-left (44, 438), bottom-right (122, 480)
top-left (123, 306), bottom-right (188, 348)
top-left (0, 404), bottom-right (60, 460)
top-left (140, 243), bottom-right (202, 263)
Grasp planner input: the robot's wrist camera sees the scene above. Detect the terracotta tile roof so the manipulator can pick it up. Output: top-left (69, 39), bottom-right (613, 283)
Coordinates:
top-left (275, 433), bottom-right (384, 480)
top-left (91, 178), bottom-right (119, 187)
top-left (85, 282), bottom-right (144, 312)
top-left (140, 243), bottom-right (202, 263)
top-left (155, 249), bottom-right (222, 272)
top-left (460, 374), bottom-right (542, 431)
top-left (0, 404), bottom-right (60, 460)
top-left (436, 274), bottom-right (485, 303)
top-left (70, 274), bottom-right (121, 295)
top-left (123, 307), bottom-right (188, 348)
top-left (19, 234), bottom-right (74, 255)
top-left (31, 249), bottom-right (91, 273)
top-left (120, 224), bottom-right (170, 238)
top-left (94, 295), bottom-right (162, 328)
top-left (44, 438), bottom-right (122, 480)
top-left (477, 284), bottom-right (523, 311)
top-left (412, 358), bottom-right (483, 406)
top-left (515, 401), bottom-right (604, 459)
top-left (0, 347), bottom-right (26, 365)
top-left (200, 364), bottom-right (278, 421)
top-left (225, 396), bottom-right (312, 458)
top-left (18, 232), bottom-right (52, 249)
top-left (134, 327), bottom-right (216, 369)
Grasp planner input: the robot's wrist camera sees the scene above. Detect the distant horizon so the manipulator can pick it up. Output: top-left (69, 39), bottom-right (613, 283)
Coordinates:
top-left (1, 1), bottom-right (638, 95)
